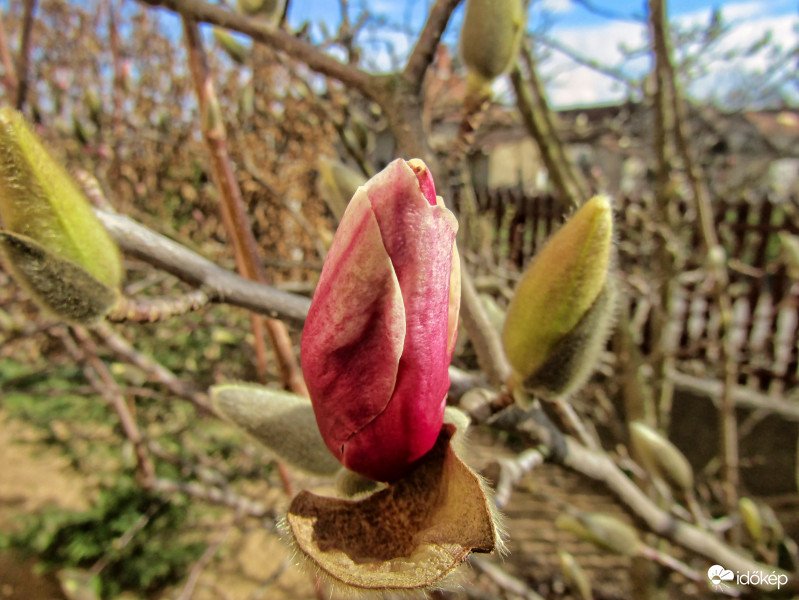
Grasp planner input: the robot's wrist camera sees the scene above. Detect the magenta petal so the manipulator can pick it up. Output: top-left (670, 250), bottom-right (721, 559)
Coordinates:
top-left (362, 160), bottom-right (458, 478)
top-left (407, 158), bottom-right (437, 206)
top-left (301, 191), bottom-right (405, 464)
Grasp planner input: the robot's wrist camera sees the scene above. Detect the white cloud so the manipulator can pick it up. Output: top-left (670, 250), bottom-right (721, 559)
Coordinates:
top-left (679, 3), bottom-right (799, 105)
top-left (540, 0), bottom-right (575, 14)
top-left (537, 0), bottom-right (799, 108)
top-left (538, 20), bottom-right (648, 107)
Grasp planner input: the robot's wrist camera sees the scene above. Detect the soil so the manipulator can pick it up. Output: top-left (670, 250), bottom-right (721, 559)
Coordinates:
top-left (0, 411), bottom-right (314, 600)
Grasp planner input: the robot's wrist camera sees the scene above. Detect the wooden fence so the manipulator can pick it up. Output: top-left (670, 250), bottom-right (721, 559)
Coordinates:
top-left (454, 188), bottom-right (799, 393)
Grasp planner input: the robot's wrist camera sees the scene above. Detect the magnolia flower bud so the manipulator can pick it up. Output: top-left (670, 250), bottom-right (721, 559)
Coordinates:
top-left (459, 0), bottom-right (526, 95)
top-left (301, 159), bottom-right (460, 483)
top-left (0, 108), bottom-right (121, 322)
top-left (502, 195), bottom-right (615, 396)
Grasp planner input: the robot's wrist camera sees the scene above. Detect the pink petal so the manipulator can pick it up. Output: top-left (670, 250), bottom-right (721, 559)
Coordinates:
top-left (349, 159), bottom-right (458, 480)
top-left (301, 190), bottom-right (405, 463)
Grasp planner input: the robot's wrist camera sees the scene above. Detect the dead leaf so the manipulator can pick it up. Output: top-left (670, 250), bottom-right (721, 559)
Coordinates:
top-left (286, 424), bottom-right (498, 590)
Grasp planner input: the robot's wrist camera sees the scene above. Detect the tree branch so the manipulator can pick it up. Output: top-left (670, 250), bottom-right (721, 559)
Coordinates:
top-left (184, 17), bottom-right (307, 396)
top-left (94, 208), bottom-right (311, 328)
top-left (459, 253), bottom-right (512, 388)
top-left (402, 0), bottom-right (461, 91)
top-left (477, 402), bottom-right (790, 588)
top-left (511, 52), bottom-right (589, 208)
top-left (139, 0), bottom-right (376, 99)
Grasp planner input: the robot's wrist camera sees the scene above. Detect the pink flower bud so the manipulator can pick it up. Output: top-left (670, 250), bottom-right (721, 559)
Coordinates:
top-left (301, 158), bottom-right (460, 482)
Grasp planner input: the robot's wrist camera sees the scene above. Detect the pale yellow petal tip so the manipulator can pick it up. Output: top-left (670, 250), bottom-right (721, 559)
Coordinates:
top-left (406, 158), bottom-right (425, 171)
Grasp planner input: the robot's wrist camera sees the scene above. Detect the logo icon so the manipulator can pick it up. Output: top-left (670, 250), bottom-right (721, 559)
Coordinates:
top-left (708, 564), bottom-right (734, 590)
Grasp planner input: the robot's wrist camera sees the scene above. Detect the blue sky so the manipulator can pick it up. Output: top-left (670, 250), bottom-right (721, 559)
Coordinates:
top-left (282, 1), bottom-right (798, 107)
top-left (3, 0), bottom-right (793, 108)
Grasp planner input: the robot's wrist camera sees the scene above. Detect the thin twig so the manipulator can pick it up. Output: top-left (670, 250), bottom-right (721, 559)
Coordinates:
top-left (487, 448), bottom-right (545, 508)
top-left (178, 520), bottom-right (235, 600)
top-left (182, 16), bottom-right (271, 383)
top-left (0, 7), bottom-right (18, 95)
top-left (107, 3), bottom-right (126, 186)
top-left (59, 326), bottom-right (156, 486)
top-left (14, 0), bottom-right (36, 110)
top-left (182, 16), bottom-right (306, 398)
top-left (150, 477), bottom-right (275, 518)
top-left (548, 395), bottom-right (598, 450)
top-left (108, 290), bottom-right (211, 322)
top-left (481, 402), bottom-right (790, 588)
top-left (513, 45), bottom-right (590, 207)
top-left (470, 555), bottom-right (546, 600)
top-left (92, 321), bottom-right (214, 415)
top-left (667, 369), bottom-right (799, 422)
top-left (649, 0), bottom-right (739, 523)
top-left (459, 253), bottom-right (512, 388)
top-left (637, 543), bottom-right (714, 587)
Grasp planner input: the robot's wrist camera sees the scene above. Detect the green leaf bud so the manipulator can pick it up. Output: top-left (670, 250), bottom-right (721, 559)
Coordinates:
top-left (502, 195), bottom-right (616, 396)
top-left (213, 28), bottom-right (249, 65)
top-left (556, 512), bottom-right (640, 556)
top-left (459, 0), bottom-right (526, 95)
top-left (237, 0), bottom-right (284, 23)
top-left (738, 497), bottom-right (764, 543)
top-left (335, 467), bottom-right (381, 498)
top-left (85, 88), bottom-right (103, 129)
top-left (0, 108), bottom-right (122, 321)
top-left (558, 550), bottom-right (592, 600)
top-left (630, 421), bottom-right (694, 492)
top-left (778, 232), bottom-right (799, 280)
top-left (210, 382), bottom-right (342, 476)
top-left (317, 157), bottom-right (367, 222)
top-left (71, 113), bottom-right (91, 146)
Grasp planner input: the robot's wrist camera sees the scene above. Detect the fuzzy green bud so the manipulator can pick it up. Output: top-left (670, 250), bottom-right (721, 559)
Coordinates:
top-left (213, 28), bottom-right (249, 65)
top-left (0, 108), bottom-right (121, 322)
top-left (237, 0), bottom-right (284, 23)
top-left (502, 195), bottom-right (616, 396)
top-left (630, 421), bottom-right (694, 492)
top-left (334, 468), bottom-right (381, 498)
top-left (85, 89), bottom-right (103, 129)
top-left (210, 382), bottom-right (342, 476)
top-left (556, 512), bottom-right (640, 556)
top-left (558, 551), bottom-right (592, 600)
top-left (317, 157), bottom-right (367, 222)
top-left (459, 0), bottom-right (526, 95)
top-left (738, 497), bottom-right (764, 543)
